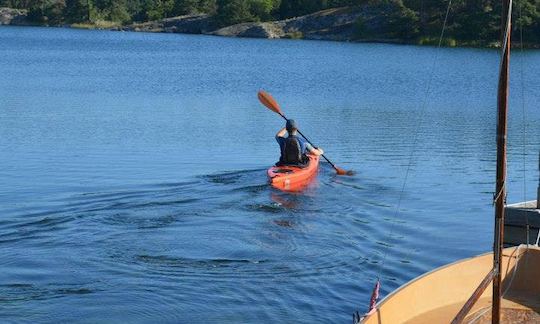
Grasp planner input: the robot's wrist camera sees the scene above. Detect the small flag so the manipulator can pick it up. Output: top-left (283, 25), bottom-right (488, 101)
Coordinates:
top-left (366, 279), bottom-right (380, 315)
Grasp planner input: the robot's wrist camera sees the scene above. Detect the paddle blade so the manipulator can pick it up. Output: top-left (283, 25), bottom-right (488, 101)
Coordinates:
top-left (258, 90), bottom-right (282, 115)
top-left (335, 167), bottom-right (354, 176)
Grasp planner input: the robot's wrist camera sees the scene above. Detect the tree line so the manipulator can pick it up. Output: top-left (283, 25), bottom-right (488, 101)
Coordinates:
top-left (2, 0), bottom-right (539, 45)
top-left (0, 0), bottom-right (358, 25)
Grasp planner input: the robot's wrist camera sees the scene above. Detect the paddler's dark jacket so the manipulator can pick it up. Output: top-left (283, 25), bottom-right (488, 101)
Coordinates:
top-left (276, 135), bottom-right (310, 166)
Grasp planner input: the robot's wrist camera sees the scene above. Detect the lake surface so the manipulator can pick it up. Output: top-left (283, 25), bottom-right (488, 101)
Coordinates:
top-left (1, 26), bottom-right (539, 323)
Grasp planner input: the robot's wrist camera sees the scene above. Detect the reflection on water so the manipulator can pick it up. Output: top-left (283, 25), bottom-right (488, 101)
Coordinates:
top-left (0, 26), bottom-right (539, 323)
top-left (271, 192), bottom-right (303, 209)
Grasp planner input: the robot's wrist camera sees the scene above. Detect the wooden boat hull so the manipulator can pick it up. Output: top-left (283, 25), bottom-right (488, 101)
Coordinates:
top-left (361, 245), bottom-right (540, 324)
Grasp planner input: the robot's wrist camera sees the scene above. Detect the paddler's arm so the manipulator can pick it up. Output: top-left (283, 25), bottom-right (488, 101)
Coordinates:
top-left (306, 143), bottom-right (324, 156)
top-left (276, 127), bottom-right (287, 138)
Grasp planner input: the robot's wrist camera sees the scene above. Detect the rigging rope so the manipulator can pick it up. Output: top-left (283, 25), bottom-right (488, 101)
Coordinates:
top-left (357, 0), bottom-right (454, 320)
top-left (358, 0), bottom-right (534, 321)
top-left (493, 181), bottom-right (506, 205)
top-left (517, 0), bottom-right (530, 246)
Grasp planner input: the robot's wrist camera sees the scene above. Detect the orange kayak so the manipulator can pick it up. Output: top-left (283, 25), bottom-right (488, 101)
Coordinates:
top-left (267, 154), bottom-right (320, 191)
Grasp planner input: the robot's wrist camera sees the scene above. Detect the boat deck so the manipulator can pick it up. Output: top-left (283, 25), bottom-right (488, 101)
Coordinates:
top-left (403, 296), bottom-right (540, 324)
top-left (362, 246), bottom-right (540, 324)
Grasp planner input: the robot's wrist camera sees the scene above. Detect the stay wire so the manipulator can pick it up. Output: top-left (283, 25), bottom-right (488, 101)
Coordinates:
top-left (517, 0), bottom-right (529, 245)
top-left (371, 0), bottom-right (454, 281)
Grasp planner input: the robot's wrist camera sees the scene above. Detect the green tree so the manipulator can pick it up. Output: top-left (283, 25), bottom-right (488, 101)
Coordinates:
top-left (354, 0), bottom-right (418, 40)
top-left (64, 0), bottom-right (90, 23)
top-left (171, 0), bottom-right (199, 15)
top-left (171, 0), bottom-right (218, 15)
top-left (3, 0), bottom-right (34, 8)
top-left (278, 0), bottom-right (327, 19)
top-left (26, 0), bottom-right (66, 25)
top-left (216, 0), bottom-right (254, 26)
top-left (109, 0), bottom-right (131, 22)
top-left (403, 0), bottom-right (451, 36)
top-left (453, 0), bottom-right (496, 42)
top-left (514, 0), bottom-right (540, 43)
top-left (143, 0), bottom-right (174, 20)
top-left (45, 0), bottom-right (66, 25)
top-left (249, 0), bottom-right (280, 21)
top-left (198, 0), bottom-right (217, 13)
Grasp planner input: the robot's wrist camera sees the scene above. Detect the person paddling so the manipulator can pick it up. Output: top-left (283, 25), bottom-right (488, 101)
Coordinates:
top-left (276, 119), bottom-right (324, 166)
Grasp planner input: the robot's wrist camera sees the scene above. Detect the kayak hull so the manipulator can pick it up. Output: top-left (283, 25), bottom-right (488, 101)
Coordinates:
top-left (267, 154), bottom-right (320, 192)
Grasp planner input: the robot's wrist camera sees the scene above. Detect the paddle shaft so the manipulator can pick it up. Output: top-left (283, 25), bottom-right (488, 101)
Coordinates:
top-left (275, 111), bottom-right (340, 170)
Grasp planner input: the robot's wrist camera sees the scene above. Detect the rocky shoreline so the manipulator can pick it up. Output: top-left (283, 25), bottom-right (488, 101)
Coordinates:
top-left (0, 6), bottom-right (383, 43)
top-left (2, 6), bottom-right (537, 48)
top-left (209, 7), bottom-right (361, 41)
top-left (117, 7), bottom-right (366, 42)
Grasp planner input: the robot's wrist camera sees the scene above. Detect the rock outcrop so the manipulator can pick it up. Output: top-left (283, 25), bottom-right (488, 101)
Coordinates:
top-left (117, 7), bottom-right (364, 42)
top-left (0, 7), bottom-right (28, 25)
top-left (210, 22), bottom-right (285, 39)
top-left (119, 14), bottom-right (217, 34)
top-left (210, 7), bottom-right (362, 41)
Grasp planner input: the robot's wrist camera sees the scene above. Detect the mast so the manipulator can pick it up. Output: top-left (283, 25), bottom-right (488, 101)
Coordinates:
top-left (492, 0), bottom-right (511, 323)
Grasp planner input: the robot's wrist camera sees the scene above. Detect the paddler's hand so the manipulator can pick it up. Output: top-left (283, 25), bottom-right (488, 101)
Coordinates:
top-left (311, 147), bottom-right (324, 156)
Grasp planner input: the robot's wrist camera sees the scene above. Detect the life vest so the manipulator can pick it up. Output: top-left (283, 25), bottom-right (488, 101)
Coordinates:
top-left (279, 135), bottom-right (305, 165)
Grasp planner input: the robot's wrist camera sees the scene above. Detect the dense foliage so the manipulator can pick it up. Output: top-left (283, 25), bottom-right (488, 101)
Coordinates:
top-left (2, 0), bottom-right (540, 45)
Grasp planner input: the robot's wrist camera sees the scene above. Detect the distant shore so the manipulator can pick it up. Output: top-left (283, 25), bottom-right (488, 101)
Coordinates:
top-left (1, 7), bottom-right (538, 49)
top-left (1, 6), bottom-right (385, 43)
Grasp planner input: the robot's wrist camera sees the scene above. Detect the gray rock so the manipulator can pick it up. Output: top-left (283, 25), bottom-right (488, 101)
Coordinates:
top-left (121, 14), bottom-right (217, 34)
top-left (210, 7), bottom-right (363, 41)
top-left (0, 7), bottom-right (28, 25)
top-left (211, 22), bottom-right (285, 39)
top-left (117, 7), bottom-right (365, 42)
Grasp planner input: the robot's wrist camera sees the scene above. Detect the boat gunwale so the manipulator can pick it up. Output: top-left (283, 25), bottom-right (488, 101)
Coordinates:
top-left (362, 245), bottom-right (537, 323)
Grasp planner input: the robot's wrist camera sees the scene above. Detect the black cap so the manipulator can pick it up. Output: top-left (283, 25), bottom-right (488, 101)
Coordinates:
top-left (286, 119), bottom-right (298, 132)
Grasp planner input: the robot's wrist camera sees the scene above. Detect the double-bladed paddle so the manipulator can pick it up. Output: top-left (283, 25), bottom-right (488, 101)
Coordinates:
top-left (258, 90), bottom-right (353, 176)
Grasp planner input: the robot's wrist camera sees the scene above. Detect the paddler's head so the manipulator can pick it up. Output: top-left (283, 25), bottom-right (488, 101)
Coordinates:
top-left (286, 119), bottom-right (298, 134)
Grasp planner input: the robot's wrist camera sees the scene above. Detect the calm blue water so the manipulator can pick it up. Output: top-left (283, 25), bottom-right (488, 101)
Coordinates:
top-left (1, 26), bottom-right (539, 323)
